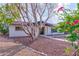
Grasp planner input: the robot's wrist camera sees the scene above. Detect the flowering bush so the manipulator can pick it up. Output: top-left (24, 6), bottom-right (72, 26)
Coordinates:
top-left (56, 10), bottom-right (79, 42)
top-left (55, 6), bottom-right (79, 55)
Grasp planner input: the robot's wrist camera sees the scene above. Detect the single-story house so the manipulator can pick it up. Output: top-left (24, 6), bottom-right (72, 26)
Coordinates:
top-left (9, 21), bottom-right (64, 37)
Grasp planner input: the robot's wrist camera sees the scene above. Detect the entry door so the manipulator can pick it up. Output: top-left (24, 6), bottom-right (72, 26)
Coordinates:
top-left (40, 27), bottom-right (44, 35)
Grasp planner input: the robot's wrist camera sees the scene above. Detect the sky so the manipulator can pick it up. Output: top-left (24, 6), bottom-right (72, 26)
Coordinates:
top-left (0, 3), bottom-right (77, 24)
top-left (48, 3), bottom-right (77, 24)
top-left (64, 3), bottom-right (77, 10)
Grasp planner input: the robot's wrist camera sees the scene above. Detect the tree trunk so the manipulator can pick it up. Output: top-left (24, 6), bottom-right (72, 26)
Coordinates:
top-left (31, 26), bottom-right (40, 41)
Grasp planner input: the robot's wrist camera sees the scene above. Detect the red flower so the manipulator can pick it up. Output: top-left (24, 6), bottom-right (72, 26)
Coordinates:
top-left (66, 20), bottom-right (79, 26)
top-left (66, 22), bottom-right (70, 24)
top-left (71, 22), bottom-right (75, 26)
top-left (74, 20), bottom-right (79, 24)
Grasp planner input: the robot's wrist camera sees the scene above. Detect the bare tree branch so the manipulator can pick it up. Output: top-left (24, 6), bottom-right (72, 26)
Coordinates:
top-left (9, 3), bottom-right (57, 40)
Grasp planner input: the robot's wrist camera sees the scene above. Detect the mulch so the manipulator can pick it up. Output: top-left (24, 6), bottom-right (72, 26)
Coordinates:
top-left (0, 36), bottom-right (44, 56)
top-left (10, 36), bottom-right (33, 45)
top-left (10, 36), bottom-right (74, 56)
top-left (29, 37), bottom-right (73, 56)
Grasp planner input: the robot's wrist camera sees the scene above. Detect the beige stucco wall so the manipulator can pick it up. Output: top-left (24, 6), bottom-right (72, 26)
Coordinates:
top-left (9, 25), bottom-right (28, 37)
top-left (9, 25), bottom-right (52, 37)
top-left (44, 26), bottom-right (52, 35)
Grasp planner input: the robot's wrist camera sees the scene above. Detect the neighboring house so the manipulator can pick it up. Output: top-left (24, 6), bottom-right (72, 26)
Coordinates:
top-left (9, 21), bottom-right (64, 37)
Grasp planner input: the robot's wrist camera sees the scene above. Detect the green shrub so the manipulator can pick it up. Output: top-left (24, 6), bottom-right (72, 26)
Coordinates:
top-left (0, 24), bottom-right (8, 35)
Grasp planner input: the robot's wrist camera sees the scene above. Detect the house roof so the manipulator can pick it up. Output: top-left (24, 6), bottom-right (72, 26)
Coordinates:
top-left (12, 21), bottom-right (53, 27)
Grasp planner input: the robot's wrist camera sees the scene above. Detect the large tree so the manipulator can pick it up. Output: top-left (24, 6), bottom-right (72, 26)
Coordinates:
top-left (6, 3), bottom-right (57, 41)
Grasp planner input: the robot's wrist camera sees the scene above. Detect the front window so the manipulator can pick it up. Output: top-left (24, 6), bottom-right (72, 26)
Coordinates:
top-left (15, 26), bottom-right (23, 31)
